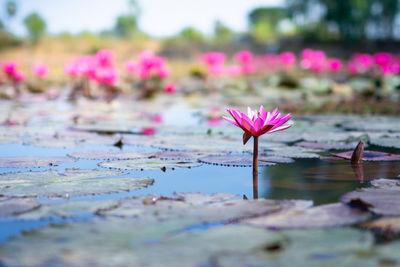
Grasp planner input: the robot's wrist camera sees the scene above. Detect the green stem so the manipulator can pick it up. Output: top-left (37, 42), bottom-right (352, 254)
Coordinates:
top-left (253, 136), bottom-right (258, 199)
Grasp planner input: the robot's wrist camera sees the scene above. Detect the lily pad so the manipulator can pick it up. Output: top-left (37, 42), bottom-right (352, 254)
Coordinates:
top-left (214, 228), bottom-right (374, 267)
top-left (68, 150), bottom-right (156, 160)
top-left (0, 156), bottom-right (75, 168)
top-left (102, 195), bottom-right (283, 223)
top-left (301, 131), bottom-right (369, 144)
top-left (0, 219), bottom-right (284, 267)
top-left (24, 131), bottom-right (121, 148)
top-left (341, 178), bottom-right (400, 216)
top-left (98, 158), bottom-right (201, 171)
top-left (265, 146), bottom-right (321, 158)
top-left (0, 169), bottom-right (153, 197)
top-left (172, 192), bottom-right (237, 205)
top-left (332, 150), bottom-right (400, 161)
top-left (0, 197), bottom-right (40, 217)
top-left (295, 141), bottom-right (363, 151)
top-left (153, 150), bottom-right (222, 161)
top-left (370, 136), bottom-right (400, 149)
top-left (199, 155), bottom-right (275, 166)
top-left (16, 200), bottom-right (119, 220)
top-left (0, 135), bottom-right (20, 144)
top-left (364, 217), bottom-right (400, 236)
top-left (242, 203), bottom-right (371, 229)
top-left (341, 117), bottom-right (400, 132)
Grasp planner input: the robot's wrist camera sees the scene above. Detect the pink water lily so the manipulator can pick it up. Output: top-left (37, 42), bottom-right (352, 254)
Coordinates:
top-left (224, 106), bottom-right (292, 199)
top-left (224, 106), bottom-right (292, 144)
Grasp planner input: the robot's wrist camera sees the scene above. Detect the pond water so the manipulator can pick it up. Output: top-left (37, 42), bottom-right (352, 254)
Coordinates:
top-left (1, 142), bottom-right (399, 243)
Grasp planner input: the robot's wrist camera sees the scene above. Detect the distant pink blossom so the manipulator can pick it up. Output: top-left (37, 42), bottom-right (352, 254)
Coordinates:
top-left (32, 63), bottom-right (49, 78)
top-left (207, 117), bottom-right (222, 127)
top-left (95, 50), bottom-right (115, 67)
top-left (2, 61), bottom-right (17, 76)
top-left (279, 52), bottom-right (296, 66)
top-left (374, 52), bottom-right (392, 67)
top-left (164, 83), bottom-right (177, 94)
top-left (141, 127), bottom-right (156, 135)
top-left (13, 71), bottom-right (25, 82)
top-left (152, 114), bottom-right (163, 124)
top-left (64, 61), bottom-right (78, 77)
top-left (327, 58), bottom-right (342, 73)
top-left (226, 65), bottom-right (242, 77)
top-left (201, 52), bottom-right (226, 66)
top-left (208, 64), bottom-right (225, 77)
top-left (234, 51), bottom-right (253, 65)
top-left (129, 50), bottom-right (171, 80)
top-left (301, 49), bottom-right (327, 73)
top-left (348, 53), bottom-right (373, 74)
top-left (124, 61), bottom-right (137, 74)
top-left (95, 67), bottom-right (118, 86)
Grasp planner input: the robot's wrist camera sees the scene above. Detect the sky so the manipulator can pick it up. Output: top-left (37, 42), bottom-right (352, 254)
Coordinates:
top-left (2, 0), bottom-right (284, 37)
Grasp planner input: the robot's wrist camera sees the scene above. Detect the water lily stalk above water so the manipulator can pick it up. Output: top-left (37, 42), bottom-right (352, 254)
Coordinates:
top-left (224, 106), bottom-right (292, 197)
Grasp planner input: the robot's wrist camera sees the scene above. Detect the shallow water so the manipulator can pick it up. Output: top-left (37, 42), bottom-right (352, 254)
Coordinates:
top-left (1, 141), bottom-right (399, 243)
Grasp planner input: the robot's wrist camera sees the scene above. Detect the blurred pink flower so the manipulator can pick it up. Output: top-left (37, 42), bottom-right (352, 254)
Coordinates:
top-left (201, 52), bottom-right (226, 66)
top-left (141, 127), bottom-right (156, 135)
top-left (2, 61), bottom-right (17, 76)
top-left (95, 67), bottom-right (118, 86)
top-left (164, 83), bottom-right (177, 93)
top-left (207, 117), bottom-right (222, 127)
top-left (130, 51), bottom-right (171, 80)
top-left (13, 71), bottom-right (25, 82)
top-left (152, 114), bottom-right (163, 124)
top-left (226, 65), bottom-right (242, 77)
top-left (374, 52), bottom-right (392, 67)
top-left (279, 52), bottom-right (296, 66)
top-left (32, 63), bottom-right (49, 78)
top-left (208, 64), bottom-right (225, 77)
top-left (301, 49), bottom-right (327, 73)
top-left (95, 50), bottom-right (115, 67)
top-left (234, 51), bottom-right (253, 65)
top-left (64, 61), bottom-right (78, 77)
top-left (124, 61), bottom-right (137, 74)
top-left (348, 53), bottom-right (373, 74)
top-left (327, 58), bottom-right (342, 73)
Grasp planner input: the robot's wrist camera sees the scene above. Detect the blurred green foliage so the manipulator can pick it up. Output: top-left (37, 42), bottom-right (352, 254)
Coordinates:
top-left (179, 27), bottom-right (205, 42)
top-left (286, 0), bottom-right (400, 41)
top-left (114, 15), bottom-right (137, 38)
top-left (23, 12), bottom-right (46, 44)
top-left (214, 20), bottom-right (233, 42)
top-left (248, 7), bottom-right (286, 42)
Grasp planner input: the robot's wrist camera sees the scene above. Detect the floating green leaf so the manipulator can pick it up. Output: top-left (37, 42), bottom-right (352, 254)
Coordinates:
top-left (0, 169), bottom-right (153, 197)
top-left (98, 158), bottom-right (201, 170)
top-left (0, 197), bottom-right (40, 217)
top-left (0, 156), bottom-right (75, 168)
top-left (242, 203), bottom-right (371, 229)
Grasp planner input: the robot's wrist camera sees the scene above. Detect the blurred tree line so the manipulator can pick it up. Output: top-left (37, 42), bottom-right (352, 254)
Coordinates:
top-left (2, 0), bottom-right (400, 49)
top-left (286, 0), bottom-right (400, 42)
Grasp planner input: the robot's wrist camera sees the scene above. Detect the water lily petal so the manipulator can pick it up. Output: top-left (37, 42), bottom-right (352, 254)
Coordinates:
top-left (223, 116), bottom-right (239, 127)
